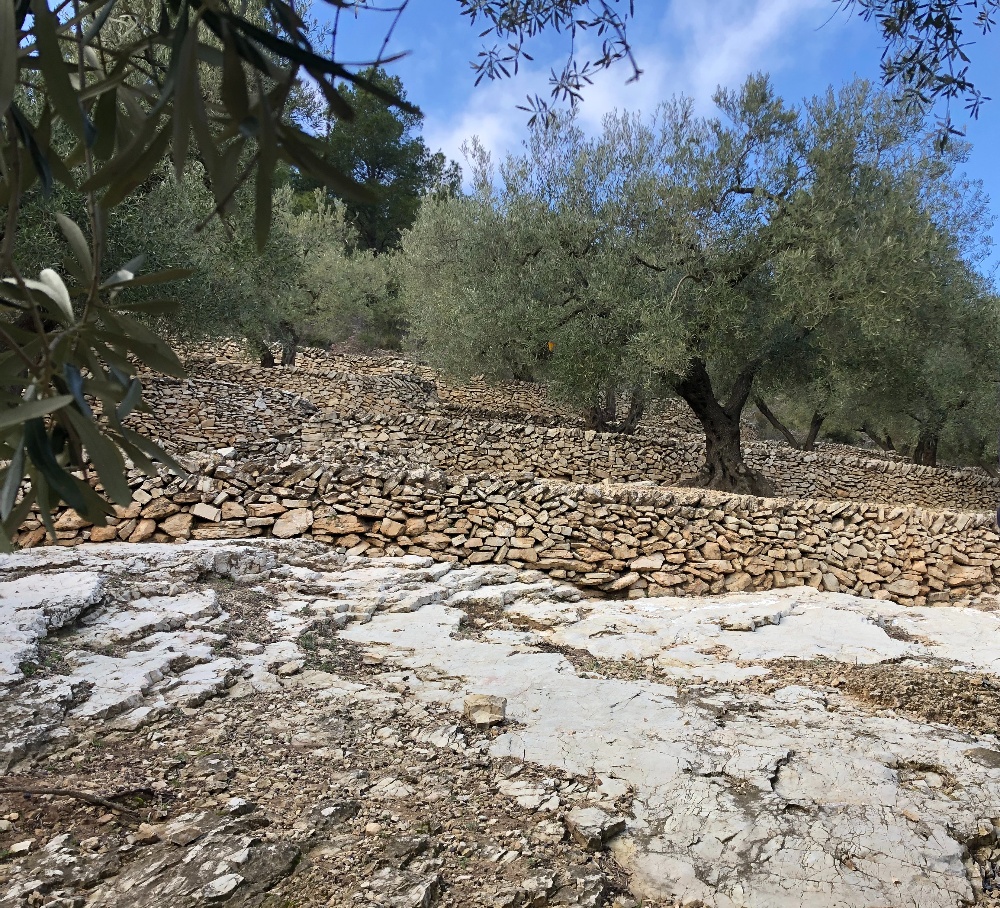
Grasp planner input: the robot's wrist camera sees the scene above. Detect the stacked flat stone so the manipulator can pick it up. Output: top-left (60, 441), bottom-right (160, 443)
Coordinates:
top-left (16, 450), bottom-right (1000, 607)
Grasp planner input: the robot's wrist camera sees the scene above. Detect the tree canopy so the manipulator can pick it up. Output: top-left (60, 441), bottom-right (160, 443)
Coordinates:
top-left (293, 68), bottom-right (461, 253)
top-left (403, 75), bottom-right (995, 494)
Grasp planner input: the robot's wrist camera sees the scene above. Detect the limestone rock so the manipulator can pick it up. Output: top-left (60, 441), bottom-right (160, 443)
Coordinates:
top-left (564, 807), bottom-right (626, 851)
top-left (272, 508), bottom-right (313, 538)
top-left (463, 693), bottom-right (506, 727)
top-left (532, 820), bottom-right (565, 844)
top-left (381, 835), bottom-right (430, 870)
top-left (276, 659), bottom-right (305, 677)
top-left (630, 553), bottom-right (664, 572)
top-left (191, 502), bottom-right (222, 522)
top-left (380, 518), bottom-right (405, 538)
top-left (308, 799), bottom-right (361, 833)
top-left (313, 514), bottom-right (366, 535)
top-left (55, 509), bottom-right (91, 530)
top-left (550, 865), bottom-right (608, 907)
top-left (202, 872), bottom-right (244, 901)
top-left (161, 512), bottom-right (193, 539)
top-left (135, 823), bottom-right (160, 845)
top-left (6, 530), bottom-right (1000, 908)
top-left (366, 867), bottom-right (440, 908)
top-left (141, 498), bottom-right (179, 521)
top-left (949, 564), bottom-right (990, 586)
top-left (221, 501), bottom-right (248, 520)
top-left (89, 524), bottom-right (119, 543)
top-left (885, 578), bottom-right (920, 597)
top-left (84, 810), bottom-right (299, 908)
top-left (128, 518), bottom-right (157, 543)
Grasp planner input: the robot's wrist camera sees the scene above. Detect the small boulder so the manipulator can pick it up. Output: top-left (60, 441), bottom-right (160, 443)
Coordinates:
top-left (631, 553), bottom-right (665, 572)
top-left (272, 508), bottom-right (314, 538)
top-left (190, 502), bottom-right (222, 522)
top-left (366, 867), bottom-right (440, 908)
top-left (380, 518), bottom-right (405, 538)
top-left (885, 578), bottom-right (920, 598)
top-left (161, 512), bottom-right (194, 539)
top-left (135, 822), bottom-right (160, 845)
top-left (565, 806), bottom-right (626, 851)
top-left (463, 693), bottom-right (507, 728)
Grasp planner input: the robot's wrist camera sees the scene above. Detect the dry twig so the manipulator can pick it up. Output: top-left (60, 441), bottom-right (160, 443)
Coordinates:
top-left (0, 786), bottom-right (141, 821)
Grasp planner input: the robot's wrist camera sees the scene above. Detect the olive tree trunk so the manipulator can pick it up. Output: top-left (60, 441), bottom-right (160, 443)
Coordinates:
top-left (913, 429), bottom-right (939, 467)
top-left (675, 359), bottom-right (774, 496)
top-left (754, 397), bottom-right (824, 450)
top-left (583, 384), bottom-right (645, 434)
top-left (802, 411), bottom-right (824, 451)
top-left (279, 321), bottom-right (299, 367)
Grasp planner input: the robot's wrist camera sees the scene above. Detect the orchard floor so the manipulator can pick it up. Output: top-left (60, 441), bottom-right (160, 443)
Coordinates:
top-left (2, 540), bottom-right (1000, 908)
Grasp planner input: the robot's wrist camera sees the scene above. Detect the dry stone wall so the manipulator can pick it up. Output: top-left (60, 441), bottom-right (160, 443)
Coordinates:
top-left (17, 451), bottom-right (1000, 608)
top-left (41, 342), bottom-right (996, 609)
top-left (303, 412), bottom-right (1000, 512)
top-left (177, 342), bottom-right (711, 433)
top-left (180, 360), bottom-right (442, 416)
top-left (126, 369), bottom-right (999, 512)
top-left (127, 376), bottom-right (317, 452)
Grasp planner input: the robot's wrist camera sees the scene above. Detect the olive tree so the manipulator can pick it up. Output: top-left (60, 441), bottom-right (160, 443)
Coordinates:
top-left (275, 188), bottom-right (404, 352)
top-left (0, 0), bottom-right (639, 545)
top-left (404, 76), bottom-right (988, 495)
top-left (402, 121), bottom-right (655, 429)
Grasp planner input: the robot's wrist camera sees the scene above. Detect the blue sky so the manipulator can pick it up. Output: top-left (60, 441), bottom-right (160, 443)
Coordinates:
top-left (321, 0), bottom-right (1000, 275)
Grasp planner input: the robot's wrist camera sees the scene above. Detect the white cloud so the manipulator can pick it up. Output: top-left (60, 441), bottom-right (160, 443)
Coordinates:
top-left (668, 0), bottom-right (829, 108)
top-left (423, 74), bottom-right (534, 172)
top-left (424, 0), bottom-right (839, 178)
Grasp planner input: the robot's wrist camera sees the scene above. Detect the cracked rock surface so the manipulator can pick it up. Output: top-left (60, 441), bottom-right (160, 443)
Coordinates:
top-left (1, 540), bottom-right (1000, 908)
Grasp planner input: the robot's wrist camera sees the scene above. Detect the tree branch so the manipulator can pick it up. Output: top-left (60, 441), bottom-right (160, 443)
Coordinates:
top-left (724, 359), bottom-right (762, 419)
top-left (0, 786), bottom-right (140, 821)
top-left (803, 410), bottom-right (824, 451)
top-left (754, 396), bottom-right (801, 448)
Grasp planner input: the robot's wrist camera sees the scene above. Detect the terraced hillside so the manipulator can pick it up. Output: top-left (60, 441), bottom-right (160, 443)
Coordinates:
top-left (4, 344), bottom-right (1000, 908)
top-left (16, 343), bottom-right (1000, 606)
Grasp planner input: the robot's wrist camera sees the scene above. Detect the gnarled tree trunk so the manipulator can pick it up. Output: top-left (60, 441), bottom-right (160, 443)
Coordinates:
top-left (675, 359), bottom-right (774, 496)
top-left (913, 429), bottom-right (939, 467)
top-left (802, 411), bottom-right (824, 451)
top-left (583, 384), bottom-right (645, 434)
top-left (619, 386), bottom-right (645, 435)
top-left (258, 344), bottom-right (276, 368)
top-left (754, 397), bottom-right (824, 450)
top-left (583, 385), bottom-right (616, 432)
top-left (279, 322), bottom-right (299, 367)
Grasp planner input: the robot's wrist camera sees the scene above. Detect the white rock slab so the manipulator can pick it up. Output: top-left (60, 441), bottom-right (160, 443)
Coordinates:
top-left (509, 586), bottom-right (1000, 680)
top-left (344, 602), bottom-right (1000, 908)
top-left (0, 571), bottom-right (104, 683)
top-left (4, 539), bottom-right (1000, 908)
top-left (74, 592), bottom-right (218, 646)
top-left (65, 633), bottom-right (218, 720)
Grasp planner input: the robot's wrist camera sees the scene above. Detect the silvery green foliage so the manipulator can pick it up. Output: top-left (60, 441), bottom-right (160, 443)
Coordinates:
top-left (843, 0), bottom-right (999, 135)
top-left (278, 189), bottom-right (403, 349)
top-left (404, 74), bottom-right (994, 466)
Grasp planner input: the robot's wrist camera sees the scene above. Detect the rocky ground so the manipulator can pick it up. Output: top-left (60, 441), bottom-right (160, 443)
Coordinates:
top-left (2, 540), bottom-right (1000, 907)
